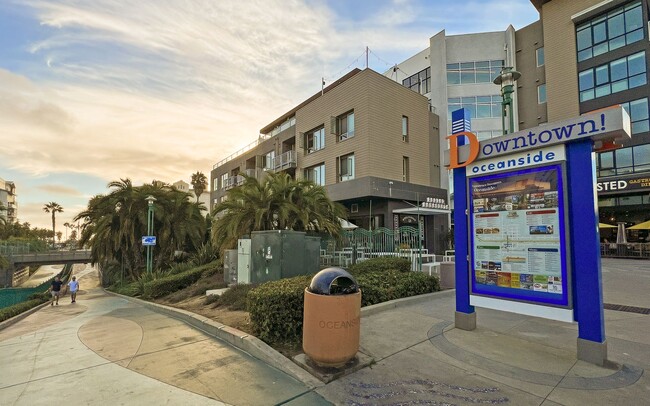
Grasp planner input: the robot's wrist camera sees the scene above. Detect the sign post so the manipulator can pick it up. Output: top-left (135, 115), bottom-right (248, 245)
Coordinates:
top-left (445, 107), bottom-right (631, 366)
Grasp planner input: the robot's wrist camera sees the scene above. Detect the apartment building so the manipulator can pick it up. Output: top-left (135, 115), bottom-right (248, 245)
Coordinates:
top-left (386, 28), bottom-right (518, 194)
top-left (0, 177), bottom-right (17, 223)
top-left (210, 68), bottom-right (450, 253)
top-left (172, 180), bottom-right (210, 210)
top-left (531, 0), bottom-right (650, 240)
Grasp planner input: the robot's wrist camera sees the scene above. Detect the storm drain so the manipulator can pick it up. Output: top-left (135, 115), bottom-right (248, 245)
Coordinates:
top-left (604, 303), bottom-right (650, 315)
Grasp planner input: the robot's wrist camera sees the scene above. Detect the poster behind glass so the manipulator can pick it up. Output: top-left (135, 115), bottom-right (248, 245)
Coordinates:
top-left (469, 164), bottom-right (570, 307)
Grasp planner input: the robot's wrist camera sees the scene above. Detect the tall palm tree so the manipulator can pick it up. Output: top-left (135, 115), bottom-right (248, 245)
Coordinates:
top-left (43, 202), bottom-right (63, 247)
top-left (191, 171), bottom-right (208, 203)
top-left (211, 172), bottom-right (346, 252)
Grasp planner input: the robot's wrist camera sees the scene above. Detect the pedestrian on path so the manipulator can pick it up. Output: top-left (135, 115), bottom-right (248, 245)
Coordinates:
top-left (68, 276), bottom-right (79, 303)
top-left (49, 276), bottom-right (63, 306)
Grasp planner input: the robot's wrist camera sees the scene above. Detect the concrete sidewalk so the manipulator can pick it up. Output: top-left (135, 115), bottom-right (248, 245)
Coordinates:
top-left (313, 258), bottom-right (650, 405)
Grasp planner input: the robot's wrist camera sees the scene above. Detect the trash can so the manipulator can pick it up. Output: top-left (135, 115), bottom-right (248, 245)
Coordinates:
top-left (303, 267), bottom-right (361, 367)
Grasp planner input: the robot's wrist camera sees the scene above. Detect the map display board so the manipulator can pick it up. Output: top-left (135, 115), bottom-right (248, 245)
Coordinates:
top-left (468, 164), bottom-right (570, 307)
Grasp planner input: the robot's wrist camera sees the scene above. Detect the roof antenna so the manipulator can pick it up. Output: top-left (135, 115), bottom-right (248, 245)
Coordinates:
top-left (321, 77), bottom-right (325, 95)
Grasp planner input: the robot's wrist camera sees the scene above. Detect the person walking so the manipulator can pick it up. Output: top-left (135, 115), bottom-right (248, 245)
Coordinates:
top-left (50, 276), bottom-right (63, 306)
top-left (68, 276), bottom-right (79, 303)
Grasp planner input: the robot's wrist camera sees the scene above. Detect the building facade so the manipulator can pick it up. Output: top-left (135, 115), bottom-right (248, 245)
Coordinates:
top-left (173, 180), bottom-right (210, 211)
top-left (0, 177), bottom-right (17, 223)
top-left (531, 0), bottom-right (650, 242)
top-left (210, 69), bottom-right (450, 253)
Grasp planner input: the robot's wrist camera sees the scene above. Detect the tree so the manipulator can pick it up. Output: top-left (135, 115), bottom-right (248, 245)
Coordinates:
top-left (191, 171), bottom-right (208, 203)
top-left (0, 201), bottom-right (6, 225)
top-left (75, 179), bottom-right (206, 280)
top-left (211, 172), bottom-right (346, 252)
top-left (56, 231), bottom-right (63, 244)
top-left (43, 202), bottom-right (63, 247)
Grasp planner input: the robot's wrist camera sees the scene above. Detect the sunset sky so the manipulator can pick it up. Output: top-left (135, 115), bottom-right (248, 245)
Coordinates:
top-left (0, 0), bottom-right (538, 230)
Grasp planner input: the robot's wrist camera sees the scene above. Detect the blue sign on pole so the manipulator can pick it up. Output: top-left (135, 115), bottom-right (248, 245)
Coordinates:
top-left (142, 236), bottom-right (157, 246)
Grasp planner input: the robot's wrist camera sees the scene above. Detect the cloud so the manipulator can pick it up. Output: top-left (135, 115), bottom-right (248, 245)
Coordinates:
top-left (36, 184), bottom-right (83, 196)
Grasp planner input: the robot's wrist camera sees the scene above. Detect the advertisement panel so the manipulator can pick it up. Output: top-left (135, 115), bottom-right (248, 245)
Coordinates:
top-left (468, 164), bottom-right (570, 307)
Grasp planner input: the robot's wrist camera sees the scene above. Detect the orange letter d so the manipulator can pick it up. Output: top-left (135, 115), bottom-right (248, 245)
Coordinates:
top-left (446, 131), bottom-right (480, 169)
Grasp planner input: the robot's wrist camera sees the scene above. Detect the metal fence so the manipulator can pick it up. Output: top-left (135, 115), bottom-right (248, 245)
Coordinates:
top-left (0, 243), bottom-right (32, 256)
top-left (0, 264), bottom-right (72, 309)
top-left (600, 243), bottom-right (650, 258)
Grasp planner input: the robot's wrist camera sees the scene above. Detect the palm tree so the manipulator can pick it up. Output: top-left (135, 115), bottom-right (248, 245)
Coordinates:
top-left (191, 171), bottom-right (208, 203)
top-left (43, 202), bottom-right (63, 247)
top-left (211, 172), bottom-right (346, 252)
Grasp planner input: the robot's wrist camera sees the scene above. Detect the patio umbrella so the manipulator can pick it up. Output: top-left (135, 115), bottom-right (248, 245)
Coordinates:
top-left (629, 220), bottom-right (650, 230)
top-left (339, 218), bottom-right (358, 230)
top-left (598, 223), bottom-right (616, 228)
top-left (616, 222), bottom-right (627, 244)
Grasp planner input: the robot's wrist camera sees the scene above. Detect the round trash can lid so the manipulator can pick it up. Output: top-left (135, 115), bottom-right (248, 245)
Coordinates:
top-left (309, 267), bottom-right (359, 295)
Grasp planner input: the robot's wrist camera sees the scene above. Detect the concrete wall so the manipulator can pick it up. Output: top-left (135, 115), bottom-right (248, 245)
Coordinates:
top-left (516, 20), bottom-right (548, 130)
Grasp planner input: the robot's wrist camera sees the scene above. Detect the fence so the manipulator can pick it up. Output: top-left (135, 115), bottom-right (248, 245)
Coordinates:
top-left (0, 242), bottom-right (32, 256)
top-left (0, 264), bottom-right (72, 309)
top-left (600, 243), bottom-right (650, 259)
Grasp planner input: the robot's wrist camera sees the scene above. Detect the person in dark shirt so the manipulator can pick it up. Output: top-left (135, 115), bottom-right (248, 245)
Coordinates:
top-left (50, 276), bottom-right (63, 306)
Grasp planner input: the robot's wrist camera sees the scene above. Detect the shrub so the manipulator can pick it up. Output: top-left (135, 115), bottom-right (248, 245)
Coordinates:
top-left (27, 292), bottom-right (51, 301)
top-left (111, 281), bottom-right (142, 297)
top-left (247, 269), bottom-right (439, 345)
top-left (247, 275), bottom-right (312, 343)
top-left (212, 284), bottom-right (256, 311)
top-left (142, 261), bottom-right (220, 299)
top-left (349, 257), bottom-right (411, 274)
top-left (0, 297), bottom-right (49, 323)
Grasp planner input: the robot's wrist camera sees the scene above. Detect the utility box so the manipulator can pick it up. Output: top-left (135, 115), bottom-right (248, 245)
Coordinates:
top-left (237, 239), bottom-right (251, 284)
top-left (250, 230), bottom-right (320, 284)
top-left (223, 249), bottom-right (238, 285)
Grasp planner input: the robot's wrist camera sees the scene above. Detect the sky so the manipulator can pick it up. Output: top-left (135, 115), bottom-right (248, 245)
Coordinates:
top-left (0, 0), bottom-right (539, 230)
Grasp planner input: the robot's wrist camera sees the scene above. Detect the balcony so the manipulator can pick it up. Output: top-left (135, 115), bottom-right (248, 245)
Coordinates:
top-left (270, 150), bottom-right (297, 172)
top-left (223, 175), bottom-right (245, 190)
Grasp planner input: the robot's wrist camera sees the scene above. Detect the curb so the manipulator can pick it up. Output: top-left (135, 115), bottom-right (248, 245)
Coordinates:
top-left (104, 289), bottom-right (324, 389)
top-left (0, 301), bottom-right (51, 332)
top-left (360, 289), bottom-right (456, 317)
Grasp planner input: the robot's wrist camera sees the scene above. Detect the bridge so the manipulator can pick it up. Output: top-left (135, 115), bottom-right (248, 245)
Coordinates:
top-left (1, 250), bottom-right (92, 287)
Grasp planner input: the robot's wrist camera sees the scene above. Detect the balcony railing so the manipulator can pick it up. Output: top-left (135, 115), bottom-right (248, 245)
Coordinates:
top-left (270, 150), bottom-right (297, 172)
top-left (213, 134), bottom-right (273, 169)
top-left (223, 175), bottom-right (245, 190)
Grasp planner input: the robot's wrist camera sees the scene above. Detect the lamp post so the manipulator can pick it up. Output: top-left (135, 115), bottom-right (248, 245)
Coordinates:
top-left (145, 195), bottom-right (157, 274)
top-left (493, 67), bottom-right (521, 135)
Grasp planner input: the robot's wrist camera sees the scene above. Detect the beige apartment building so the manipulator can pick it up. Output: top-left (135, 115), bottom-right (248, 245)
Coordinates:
top-left (210, 68), bottom-right (450, 253)
top-left (0, 177), bottom-right (17, 223)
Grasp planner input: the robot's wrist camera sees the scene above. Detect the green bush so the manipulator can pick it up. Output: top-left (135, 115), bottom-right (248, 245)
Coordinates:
top-left (142, 261), bottom-right (220, 299)
top-left (0, 297), bottom-right (49, 323)
top-left (27, 292), bottom-right (51, 301)
top-left (247, 275), bottom-right (312, 343)
top-left (211, 284), bottom-right (256, 311)
top-left (349, 257), bottom-right (411, 273)
top-left (247, 267), bottom-right (439, 345)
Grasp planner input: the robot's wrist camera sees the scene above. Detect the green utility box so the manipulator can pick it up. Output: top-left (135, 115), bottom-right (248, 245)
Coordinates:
top-left (250, 230), bottom-right (320, 284)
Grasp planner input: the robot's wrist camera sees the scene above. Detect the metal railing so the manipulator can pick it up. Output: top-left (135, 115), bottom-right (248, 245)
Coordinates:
top-left (271, 150), bottom-right (297, 172)
top-left (600, 243), bottom-right (650, 258)
top-left (213, 134), bottom-right (273, 169)
top-left (9, 250), bottom-right (92, 265)
top-left (224, 174), bottom-right (245, 190)
top-left (0, 243), bottom-right (32, 255)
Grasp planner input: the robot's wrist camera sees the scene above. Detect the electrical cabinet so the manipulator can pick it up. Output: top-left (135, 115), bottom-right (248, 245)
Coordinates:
top-left (223, 249), bottom-right (238, 285)
top-left (250, 230), bottom-right (320, 284)
top-left (237, 239), bottom-right (251, 284)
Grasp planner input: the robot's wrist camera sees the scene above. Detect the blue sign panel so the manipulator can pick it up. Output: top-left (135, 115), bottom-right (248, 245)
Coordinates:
top-left (468, 164), bottom-right (571, 307)
top-left (142, 236), bottom-right (157, 246)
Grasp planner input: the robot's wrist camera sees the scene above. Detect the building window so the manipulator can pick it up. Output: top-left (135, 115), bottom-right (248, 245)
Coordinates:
top-left (339, 153), bottom-right (355, 182)
top-left (304, 163), bottom-right (325, 186)
top-left (220, 173), bottom-right (228, 190)
top-left (578, 51), bottom-right (646, 102)
top-left (536, 47), bottom-right (545, 67)
top-left (306, 127), bottom-right (325, 154)
top-left (474, 130), bottom-right (503, 141)
top-left (596, 144), bottom-right (650, 177)
top-left (402, 67), bottom-right (431, 95)
top-left (537, 83), bottom-right (547, 104)
top-left (446, 60), bottom-right (504, 85)
top-left (335, 110), bottom-right (355, 141)
top-left (263, 150), bottom-right (276, 170)
top-left (402, 116), bottom-right (409, 142)
top-left (576, 1), bottom-right (644, 62)
top-left (213, 178), bottom-right (219, 191)
top-left (402, 156), bottom-right (410, 182)
top-left (447, 95), bottom-right (502, 118)
top-left (620, 98), bottom-right (650, 134)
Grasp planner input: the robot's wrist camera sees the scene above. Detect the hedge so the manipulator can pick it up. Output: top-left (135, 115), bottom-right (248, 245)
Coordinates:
top-left (247, 257), bottom-right (439, 344)
top-left (348, 257), bottom-right (411, 273)
top-left (142, 261), bottom-right (220, 299)
top-left (0, 297), bottom-right (49, 323)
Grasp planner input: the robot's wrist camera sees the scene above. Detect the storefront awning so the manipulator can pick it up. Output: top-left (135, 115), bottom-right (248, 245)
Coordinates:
top-left (392, 207), bottom-right (450, 216)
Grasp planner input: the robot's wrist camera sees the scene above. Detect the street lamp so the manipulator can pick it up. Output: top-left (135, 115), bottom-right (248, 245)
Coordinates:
top-left (493, 67), bottom-right (521, 135)
top-left (145, 195), bottom-right (157, 274)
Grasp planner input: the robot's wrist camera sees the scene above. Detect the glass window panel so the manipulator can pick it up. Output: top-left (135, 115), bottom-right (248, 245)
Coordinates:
top-left (628, 73), bottom-right (646, 88)
top-left (595, 66), bottom-right (609, 85)
top-left (537, 84), bottom-right (547, 103)
top-left (460, 62), bottom-right (474, 70)
top-left (476, 72), bottom-right (491, 83)
top-left (348, 113), bottom-right (354, 134)
top-left (595, 84), bottom-right (611, 98)
top-left (476, 96), bottom-right (491, 103)
top-left (632, 120), bottom-right (649, 134)
top-left (620, 195), bottom-right (642, 205)
top-left (477, 105), bottom-right (491, 118)
top-left (611, 79), bottom-right (628, 93)
top-left (461, 96), bottom-right (476, 104)
top-left (578, 49), bottom-right (593, 61)
top-left (626, 29), bottom-right (644, 44)
top-left (610, 58), bottom-right (627, 81)
top-left (580, 89), bottom-right (595, 101)
top-left (600, 151), bottom-right (614, 168)
top-left (616, 147), bottom-right (633, 167)
top-left (419, 71), bottom-right (427, 81)
top-left (629, 99), bottom-right (649, 120)
top-left (447, 72), bottom-right (460, 84)
top-left (475, 61), bottom-right (489, 68)
top-left (492, 95), bottom-right (502, 103)
top-left (593, 21), bottom-right (607, 43)
top-left (579, 70), bottom-right (594, 90)
top-left (464, 104), bottom-right (476, 118)
top-left (625, 6), bottom-right (643, 32)
top-left (491, 60), bottom-right (503, 67)
top-left (608, 13), bottom-right (625, 38)
top-left (635, 164), bottom-right (650, 173)
top-left (492, 104), bottom-right (501, 118)
top-left (609, 35), bottom-right (626, 51)
top-left (446, 63), bottom-right (459, 70)
top-left (403, 78), bottom-right (410, 87)
top-left (448, 97), bottom-right (461, 104)
top-left (627, 52), bottom-right (646, 76)
top-left (593, 42), bottom-right (609, 57)
top-left (576, 27), bottom-right (592, 51)
top-left (536, 47), bottom-right (545, 66)
top-left (460, 71), bottom-right (475, 83)
top-left (634, 145), bottom-right (650, 165)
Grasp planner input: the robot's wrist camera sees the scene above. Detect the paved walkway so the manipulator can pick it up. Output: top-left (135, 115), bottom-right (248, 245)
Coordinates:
top-left (315, 258), bottom-right (650, 405)
top-left (17, 264), bottom-right (63, 287)
top-left (0, 265), bottom-right (325, 405)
